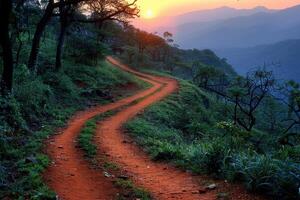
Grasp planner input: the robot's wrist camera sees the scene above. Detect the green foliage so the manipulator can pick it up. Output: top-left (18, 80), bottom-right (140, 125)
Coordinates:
top-left (77, 111), bottom-right (152, 200)
top-left (217, 121), bottom-right (250, 138)
top-left (114, 179), bottom-right (152, 200)
top-left (78, 110), bottom-right (117, 159)
top-left (0, 95), bottom-right (26, 134)
top-left (0, 58), bottom-right (147, 199)
top-left (275, 146), bottom-right (300, 163)
top-left (178, 49), bottom-right (236, 76)
top-left (193, 62), bottom-right (225, 88)
top-left (78, 119), bottom-right (98, 158)
top-left (224, 154), bottom-right (300, 199)
top-left (65, 33), bottom-right (108, 66)
top-left (125, 77), bottom-right (300, 199)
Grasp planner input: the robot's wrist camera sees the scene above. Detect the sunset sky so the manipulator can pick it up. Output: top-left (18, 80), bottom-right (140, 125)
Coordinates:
top-left (137, 0), bottom-right (300, 18)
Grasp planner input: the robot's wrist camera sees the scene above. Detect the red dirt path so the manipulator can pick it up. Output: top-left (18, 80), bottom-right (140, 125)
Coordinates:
top-left (44, 57), bottom-right (264, 200)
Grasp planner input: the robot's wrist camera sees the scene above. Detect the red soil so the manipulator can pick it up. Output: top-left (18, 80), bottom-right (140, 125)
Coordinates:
top-left (44, 57), bottom-right (265, 200)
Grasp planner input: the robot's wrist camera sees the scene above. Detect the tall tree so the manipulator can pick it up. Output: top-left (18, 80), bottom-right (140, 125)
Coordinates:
top-left (55, 0), bottom-right (73, 70)
top-left (0, 0), bottom-right (14, 94)
top-left (27, 0), bottom-right (55, 71)
top-left (54, 0), bottom-right (139, 70)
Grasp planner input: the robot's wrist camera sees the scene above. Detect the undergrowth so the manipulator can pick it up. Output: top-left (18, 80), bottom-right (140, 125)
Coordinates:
top-left (0, 60), bottom-right (147, 199)
top-left (125, 79), bottom-right (300, 200)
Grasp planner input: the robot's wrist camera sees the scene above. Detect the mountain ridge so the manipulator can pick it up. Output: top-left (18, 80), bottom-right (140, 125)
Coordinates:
top-left (132, 5), bottom-right (275, 32)
top-left (216, 39), bottom-right (300, 82)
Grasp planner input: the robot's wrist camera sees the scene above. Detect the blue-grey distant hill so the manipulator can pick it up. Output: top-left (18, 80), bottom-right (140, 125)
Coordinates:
top-left (171, 5), bottom-right (300, 49)
top-left (134, 6), bottom-right (274, 33)
top-left (167, 6), bottom-right (273, 27)
top-left (216, 39), bottom-right (300, 82)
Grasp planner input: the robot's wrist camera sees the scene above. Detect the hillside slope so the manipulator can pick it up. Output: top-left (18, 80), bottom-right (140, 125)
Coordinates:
top-left (126, 77), bottom-right (300, 199)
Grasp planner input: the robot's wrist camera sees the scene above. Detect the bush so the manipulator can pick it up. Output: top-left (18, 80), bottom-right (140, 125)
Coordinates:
top-left (125, 78), bottom-right (300, 199)
top-left (0, 95), bottom-right (26, 133)
top-left (1, 59), bottom-right (147, 199)
top-left (189, 140), bottom-right (230, 176)
top-left (224, 153), bottom-right (300, 199)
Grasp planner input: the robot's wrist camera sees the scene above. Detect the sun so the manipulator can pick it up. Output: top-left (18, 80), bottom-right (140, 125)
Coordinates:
top-left (144, 9), bottom-right (155, 19)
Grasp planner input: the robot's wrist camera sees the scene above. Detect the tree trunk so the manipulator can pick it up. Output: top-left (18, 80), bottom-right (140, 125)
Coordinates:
top-left (0, 0), bottom-right (13, 94)
top-left (234, 97), bottom-right (238, 125)
top-left (16, 37), bottom-right (23, 66)
top-left (55, 0), bottom-right (74, 71)
top-left (28, 3), bottom-right (53, 71)
top-left (55, 24), bottom-right (67, 70)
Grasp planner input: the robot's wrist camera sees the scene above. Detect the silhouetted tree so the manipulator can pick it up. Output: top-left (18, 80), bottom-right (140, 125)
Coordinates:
top-left (28, 0), bottom-right (57, 71)
top-left (228, 70), bottom-right (275, 131)
top-left (0, 0), bottom-right (14, 94)
top-left (193, 63), bottom-right (224, 89)
top-left (277, 80), bottom-right (300, 145)
top-left (28, 0), bottom-right (139, 71)
top-left (57, 0), bottom-right (139, 70)
top-left (55, 0), bottom-right (74, 70)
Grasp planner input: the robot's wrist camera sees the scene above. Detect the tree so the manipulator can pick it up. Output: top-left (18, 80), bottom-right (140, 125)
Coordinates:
top-left (28, 0), bottom-right (139, 71)
top-left (193, 63), bottom-right (224, 89)
top-left (55, 0), bottom-right (74, 70)
top-left (163, 31), bottom-right (173, 44)
top-left (147, 34), bottom-right (166, 61)
top-left (0, 0), bottom-right (14, 94)
top-left (135, 30), bottom-right (150, 56)
top-left (228, 70), bottom-right (275, 131)
top-left (199, 68), bottom-right (275, 132)
top-left (258, 96), bottom-right (285, 132)
top-left (55, 0), bottom-right (139, 70)
top-left (162, 31), bottom-right (173, 62)
top-left (276, 80), bottom-right (300, 145)
top-left (27, 0), bottom-right (56, 71)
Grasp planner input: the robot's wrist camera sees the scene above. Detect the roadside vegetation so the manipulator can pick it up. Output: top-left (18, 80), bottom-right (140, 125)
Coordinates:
top-left (126, 78), bottom-right (300, 200)
top-left (78, 112), bottom-right (152, 200)
top-left (1, 0), bottom-right (300, 199)
top-left (0, 1), bottom-right (145, 198)
top-left (0, 54), bottom-right (146, 199)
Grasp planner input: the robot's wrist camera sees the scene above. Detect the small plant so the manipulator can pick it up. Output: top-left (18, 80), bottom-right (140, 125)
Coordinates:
top-left (103, 161), bottom-right (120, 171)
top-left (114, 179), bottom-right (152, 200)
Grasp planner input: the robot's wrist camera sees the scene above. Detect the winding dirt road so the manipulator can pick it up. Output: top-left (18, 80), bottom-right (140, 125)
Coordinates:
top-left (44, 57), bottom-right (264, 200)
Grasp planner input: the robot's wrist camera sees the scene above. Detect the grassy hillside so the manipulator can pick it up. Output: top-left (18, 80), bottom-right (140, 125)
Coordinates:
top-left (0, 29), bottom-right (148, 199)
top-left (125, 78), bottom-right (300, 199)
top-left (2, 4), bottom-right (299, 200)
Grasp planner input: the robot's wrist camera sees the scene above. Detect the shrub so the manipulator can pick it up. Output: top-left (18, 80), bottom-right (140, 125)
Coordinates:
top-left (224, 153), bottom-right (300, 199)
top-left (189, 140), bottom-right (230, 176)
top-left (0, 95), bottom-right (26, 133)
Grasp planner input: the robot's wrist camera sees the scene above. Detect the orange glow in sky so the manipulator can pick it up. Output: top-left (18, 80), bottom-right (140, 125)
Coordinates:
top-left (137, 0), bottom-right (300, 18)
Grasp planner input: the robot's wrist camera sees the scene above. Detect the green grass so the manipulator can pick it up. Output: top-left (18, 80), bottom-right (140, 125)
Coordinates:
top-left (0, 55), bottom-right (148, 199)
top-left (114, 178), bottom-right (152, 200)
top-left (78, 111), bottom-right (117, 159)
top-left (103, 161), bottom-right (120, 171)
top-left (125, 79), bottom-right (300, 199)
top-left (77, 110), bottom-right (152, 200)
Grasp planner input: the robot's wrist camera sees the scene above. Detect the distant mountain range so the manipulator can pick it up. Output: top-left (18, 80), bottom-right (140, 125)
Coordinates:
top-left (133, 5), bottom-right (300, 81)
top-left (216, 39), bottom-right (300, 82)
top-left (170, 5), bottom-right (300, 49)
top-left (132, 6), bottom-right (275, 32)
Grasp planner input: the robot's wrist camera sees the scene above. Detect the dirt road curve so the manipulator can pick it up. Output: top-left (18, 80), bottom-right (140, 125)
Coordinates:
top-left (44, 57), bottom-right (264, 200)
